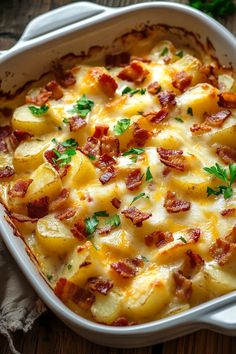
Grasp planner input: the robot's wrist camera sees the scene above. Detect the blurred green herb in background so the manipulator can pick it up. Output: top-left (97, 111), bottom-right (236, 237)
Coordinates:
top-left (189, 0), bottom-right (235, 18)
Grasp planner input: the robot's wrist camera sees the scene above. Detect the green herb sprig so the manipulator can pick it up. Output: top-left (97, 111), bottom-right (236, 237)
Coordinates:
top-left (113, 119), bottom-right (131, 135)
top-left (69, 94), bottom-right (94, 117)
top-left (122, 87), bottom-right (146, 96)
top-left (189, 0), bottom-right (235, 19)
top-left (29, 105), bottom-right (49, 116)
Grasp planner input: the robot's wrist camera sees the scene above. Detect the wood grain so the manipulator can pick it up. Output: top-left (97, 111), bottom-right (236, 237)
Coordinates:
top-left (0, 1), bottom-right (235, 353)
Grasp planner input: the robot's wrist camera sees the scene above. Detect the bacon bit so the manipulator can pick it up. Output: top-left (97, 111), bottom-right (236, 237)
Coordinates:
top-left (111, 258), bottom-right (142, 278)
top-left (216, 146), bottom-right (236, 165)
top-left (187, 228), bottom-right (201, 242)
top-left (87, 277), bottom-right (113, 295)
top-left (162, 167), bottom-right (171, 177)
top-left (117, 61), bottom-right (149, 84)
top-left (45, 80), bottom-right (63, 100)
top-left (186, 250), bottom-right (204, 268)
top-left (145, 230), bottom-right (174, 248)
top-left (105, 52), bottom-right (130, 67)
top-left (100, 136), bottom-right (120, 157)
top-left (0, 125), bottom-right (11, 139)
top-left (80, 261), bottom-right (92, 268)
top-left (70, 218), bottom-right (87, 241)
top-left (8, 179), bottom-right (33, 198)
top-left (81, 137), bottom-right (100, 157)
top-left (147, 81), bottom-right (161, 95)
top-left (56, 208), bottom-right (76, 221)
top-left (54, 63), bottom-right (76, 88)
top-left (142, 109), bottom-right (168, 124)
top-left (10, 212), bottom-right (38, 223)
top-left (0, 140), bottom-right (7, 152)
top-left (49, 188), bottom-right (70, 212)
top-left (97, 225), bottom-right (114, 235)
top-left (72, 287), bottom-right (95, 310)
top-left (69, 115), bottom-right (87, 131)
top-left (172, 71), bottom-right (192, 92)
top-left (0, 166), bottom-right (15, 179)
top-left (95, 154), bottom-right (116, 170)
top-left (133, 123), bottom-right (151, 147)
top-left (218, 92), bottom-right (236, 108)
top-left (173, 271), bottom-right (192, 300)
top-left (99, 166), bottom-right (116, 185)
top-left (54, 278), bottom-right (67, 298)
top-left (190, 123), bottom-right (212, 135)
top-left (93, 125), bottom-right (109, 139)
top-left (122, 206), bottom-right (152, 226)
top-left (25, 88), bottom-right (52, 106)
top-left (27, 196), bottom-right (49, 219)
top-left (126, 168), bottom-right (142, 191)
top-left (44, 149), bottom-right (70, 178)
top-left (200, 64), bottom-right (218, 87)
top-left (210, 226), bottom-right (236, 266)
top-left (111, 317), bottom-right (137, 326)
top-left (111, 197), bottom-right (121, 209)
top-left (204, 110), bottom-right (231, 127)
top-left (13, 130), bottom-right (33, 142)
top-left (157, 90), bottom-right (176, 108)
top-left (92, 68), bottom-right (118, 98)
top-left (157, 147), bottom-right (185, 171)
top-left (221, 208), bottom-right (236, 217)
top-left (164, 191), bottom-right (191, 213)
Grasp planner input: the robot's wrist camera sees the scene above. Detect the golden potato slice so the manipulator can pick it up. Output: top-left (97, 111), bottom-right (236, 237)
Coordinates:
top-left (170, 54), bottom-right (204, 86)
top-left (209, 124), bottom-right (236, 148)
top-left (91, 292), bottom-right (121, 324)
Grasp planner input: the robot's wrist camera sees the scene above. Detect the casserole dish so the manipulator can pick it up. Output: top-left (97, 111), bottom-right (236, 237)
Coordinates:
top-left (0, 1), bottom-right (236, 347)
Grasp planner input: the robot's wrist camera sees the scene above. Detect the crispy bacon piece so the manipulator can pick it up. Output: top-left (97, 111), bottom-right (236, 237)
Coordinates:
top-left (97, 225), bottom-right (114, 235)
top-left (27, 196), bottom-right (49, 219)
top-left (157, 90), bottom-right (176, 107)
top-left (87, 277), bottom-right (113, 295)
top-left (111, 317), bottom-right (137, 326)
top-left (0, 166), bottom-right (15, 179)
top-left (54, 278), bottom-right (67, 298)
top-left (164, 191), bottom-right (191, 213)
top-left (126, 168), bottom-right (142, 191)
top-left (93, 124), bottom-right (109, 139)
top-left (80, 261), bottom-right (92, 268)
top-left (142, 109), bottom-right (168, 124)
top-left (13, 130), bottom-right (33, 142)
top-left (187, 228), bottom-right (201, 243)
top-left (8, 179), bottom-right (33, 198)
top-left (95, 154), bottom-right (116, 170)
top-left (173, 271), bottom-right (192, 301)
top-left (190, 123), bottom-right (212, 135)
top-left (70, 218), bottom-right (87, 241)
top-left (44, 149), bottom-right (70, 178)
top-left (221, 208), bottom-right (236, 217)
top-left (92, 68), bottom-right (118, 98)
top-left (10, 212), bottom-right (38, 223)
top-left (0, 140), bottom-right (7, 153)
top-left (99, 166), bottom-right (116, 185)
top-left (145, 230), bottom-right (174, 248)
top-left (218, 92), bottom-right (236, 108)
top-left (157, 147), bottom-right (185, 171)
top-left (117, 61), bottom-right (149, 84)
top-left (56, 208), bottom-right (76, 221)
top-left (0, 125), bottom-right (11, 139)
top-left (133, 123), bottom-right (151, 147)
top-left (25, 88), bottom-right (52, 106)
top-left (200, 64), bottom-right (218, 87)
top-left (80, 137), bottom-right (100, 158)
top-left (100, 136), bottom-right (120, 157)
top-left (122, 206), bottom-right (152, 226)
top-left (111, 258), bottom-right (143, 278)
top-left (210, 226), bottom-right (236, 266)
top-left (147, 81), bottom-right (161, 95)
top-left (111, 197), bottom-right (121, 209)
top-left (105, 52), bottom-right (130, 67)
top-left (216, 146), bottom-right (236, 165)
top-left (54, 63), bottom-right (76, 87)
top-left (49, 188), bottom-right (70, 212)
top-left (45, 80), bottom-right (63, 100)
top-left (186, 250), bottom-right (204, 268)
top-left (204, 110), bottom-right (231, 127)
top-left (69, 115), bottom-right (87, 131)
top-left (172, 71), bottom-right (192, 92)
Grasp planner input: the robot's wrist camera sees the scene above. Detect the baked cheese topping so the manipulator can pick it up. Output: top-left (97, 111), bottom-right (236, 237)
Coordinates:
top-left (0, 39), bottom-right (236, 325)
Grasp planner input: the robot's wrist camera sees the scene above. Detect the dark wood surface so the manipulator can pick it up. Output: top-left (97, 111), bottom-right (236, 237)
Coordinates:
top-left (0, 1), bottom-right (236, 353)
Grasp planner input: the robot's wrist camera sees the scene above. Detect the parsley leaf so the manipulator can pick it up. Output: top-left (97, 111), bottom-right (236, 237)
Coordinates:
top-left (60, 138), bottom-right (78, 148)
top-left (63, 117), bottom-right (69, 124)
top-left (113, 119), bottom-right (131, 135)
top-left (105, 214), bottom-right (121, 227)
top-left (130, 192), bottom-right (149, 205)
top-left (88, 154), bottom-right (96, 161)
top-left (28, 105), bottom-right (49, 116)
top-left (160, 47), bottom-right (169, 56)
top-left (187, 107), bottom-right (193, 116)
top-left (122, 87), bottom-right (146, 96)
top-left (203, 163), bottom-right (227, 183)
top-left (122, 147), bottom-right (145, 156)
top-left (85, 215), bottom-right (99, 235)
top-left (47, 274), bottom-right (53, 281)
top-left (189, 0), bottom-right (236, 19)
top-left (204, 163), bottom-right (236, 199)
top-left (175, 117), bottom-right (184, 123)
top-left (67, 264), bottom-right (72, 270)
top-left (94, 211), bottom-right (109, 217)
top-left (141, 255), bottom-right (149, 262)
top-left (69, 94), bottom-right (94, 117)
top-left (51, 139), bottom-right (78, 167)
top-left (176, 50), bottom-right (184, 58)
top-left (178, 236), bottom-right (187, 243)
top-left (146, 166), bottom-right (153, 182)
top-left (129, 156), bottom-right (138, 163)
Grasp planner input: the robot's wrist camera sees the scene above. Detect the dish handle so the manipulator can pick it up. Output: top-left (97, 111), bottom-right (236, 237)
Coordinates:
top-left (18, 1), bottom-right (113, 43)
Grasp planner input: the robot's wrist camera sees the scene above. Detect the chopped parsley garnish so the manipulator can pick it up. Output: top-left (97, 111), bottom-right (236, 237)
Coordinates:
top-left (189, 0), bottom-right (235, 19)
top-left (175, 117), bottom-right (184, 123)
top-left (105, 214), bottom-right (121, 227)
top-left (28, 105), bottom-right (49, 116)
top-left (141, 255), bottom-right (149, 262)
top-left (113, 118), bottom-right (131, 136)
top-left (130, 192), bottom-right (149, 205)
top-left (187, 107), bottom-right (193, 116)
top-left (46, 274), bottom-right (53, 281)
top-left (123, 147), bottom-right (145, 156)
top-left (94, 211), bottom-right (109, 217)
top-left (67, 264), bottom-right (72, 270)
top-left (85, 215), bottom-right (99, 235)
top-left (58, 126), bottom-right (62, 131)
top-left (145, 166), bottom-right (153, 182)
top-left (63, 117), bottom-right (69, 124)
top-left (60, 138), bottom-right (78, 148)
top-left (178, 236), bottom-right (187, 244)
top-left (176, 50), bottom-right (184, 58)
top-left (129, 156), bottom-right (138, 163)
top-left (160, 47), bottom-right (169, 57)
top-left (51, 138), bottom-right (57, 144)
top-left (121, 87), bottom-right (146, 96)
top-left (203, 163), bottom-right (236, 199)
top-left (88, 154), bottom-right (96, 161)
top-left (69, 94), bottom-right (94, 117)
top-left (51, 139), bottom-right (78, 167)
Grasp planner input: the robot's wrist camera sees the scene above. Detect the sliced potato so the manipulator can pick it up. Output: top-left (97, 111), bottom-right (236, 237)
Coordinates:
top-left (169, 172), bottom-right (211, 197)
top-left (36, 214), bottom-right (77, 254)
top-left (170, 54), bottom-right (204, 86)
top-left (209, 124), bottom-right (236, 148)
top-left (91, 292), bottom-right (121, 324)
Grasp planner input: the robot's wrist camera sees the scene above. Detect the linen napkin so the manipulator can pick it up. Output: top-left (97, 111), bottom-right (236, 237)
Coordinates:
top-left (0, 237), bottom-right (46, 354)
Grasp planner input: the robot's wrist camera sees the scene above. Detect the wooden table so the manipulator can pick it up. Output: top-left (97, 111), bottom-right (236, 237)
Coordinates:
top-left (0, 1), bottom-right (235, 353)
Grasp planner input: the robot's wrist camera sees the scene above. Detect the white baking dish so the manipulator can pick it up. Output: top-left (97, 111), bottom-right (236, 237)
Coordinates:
top-left (0, 1), bottom-right (236, 347)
